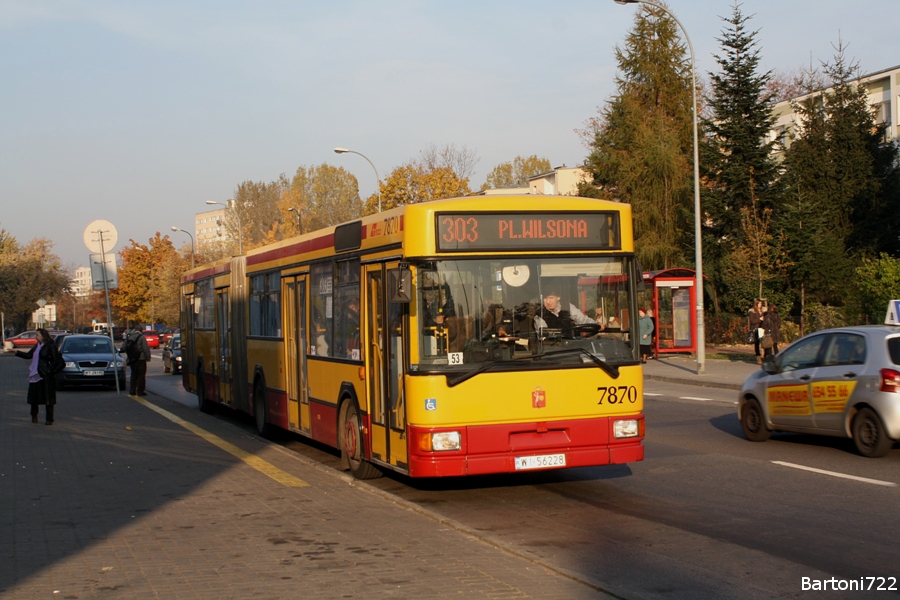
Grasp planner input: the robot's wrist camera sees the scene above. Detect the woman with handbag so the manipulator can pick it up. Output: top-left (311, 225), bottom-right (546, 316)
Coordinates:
top-left (748, 299), bottom-right (765, 365)
top-left (15, 328), bottom-right (62, 425)
top-left (762, 304), bottom-right (782, 361)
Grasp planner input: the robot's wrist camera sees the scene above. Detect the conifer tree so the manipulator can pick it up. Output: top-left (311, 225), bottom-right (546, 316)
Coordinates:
top-left (580, 2), bottom-right (693, 269)
top-left (779, 41), bottom-right (900, 307)
top-left (702, 3), bottom-right (781, 313)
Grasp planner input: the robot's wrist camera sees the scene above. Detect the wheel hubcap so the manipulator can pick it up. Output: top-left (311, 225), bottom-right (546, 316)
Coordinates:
top-left (344, 417), bottom-right (358, 459)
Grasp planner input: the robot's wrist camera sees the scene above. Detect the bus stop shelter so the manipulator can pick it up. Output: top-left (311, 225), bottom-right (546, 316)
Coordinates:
top-left (642, 269), bottom-right (700, 358)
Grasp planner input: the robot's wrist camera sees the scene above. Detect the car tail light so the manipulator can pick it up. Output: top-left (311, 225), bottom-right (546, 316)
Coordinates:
top-left (879, 368), bottom-right (900, 393)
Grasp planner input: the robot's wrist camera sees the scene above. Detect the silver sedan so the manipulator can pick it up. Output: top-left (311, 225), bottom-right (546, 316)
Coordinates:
top-left (738, 325), bottom-right (900, 457)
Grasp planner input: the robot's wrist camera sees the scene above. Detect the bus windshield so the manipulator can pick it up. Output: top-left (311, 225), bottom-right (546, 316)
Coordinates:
top-left (412, 257), bottom-right (638, 373)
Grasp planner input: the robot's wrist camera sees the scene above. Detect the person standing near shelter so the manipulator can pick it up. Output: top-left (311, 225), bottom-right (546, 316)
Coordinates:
top-left (16, 328), bottom-right (61, 424)
top-left (122, 322), bottom-right (151, 396)
top-left (638, 309), bottom-right (654, 363)
top-left (748, 298), bottom-right (766, 365)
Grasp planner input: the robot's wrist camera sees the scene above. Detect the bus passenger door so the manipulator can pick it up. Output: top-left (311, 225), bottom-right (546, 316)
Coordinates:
top-left (284, 276), bottom-right (310, 434)
top-left (365, 263), bottom-right (408, 471)
top-left (216, 289), bottom-right (232, 405)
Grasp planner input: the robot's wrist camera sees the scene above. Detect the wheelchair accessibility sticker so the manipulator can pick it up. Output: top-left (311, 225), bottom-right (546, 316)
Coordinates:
top-left (425, 398), bottom-right (437, 411)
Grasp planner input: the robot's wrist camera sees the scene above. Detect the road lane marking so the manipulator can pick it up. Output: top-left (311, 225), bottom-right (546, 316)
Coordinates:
top-left (771, 461), bottom-right (896, 487)
top-left (131, 396), bottom-right (309, 488)
top-left (680, 396), bottom-right (713, 402)
top-left (644, 392), bottom-right (662, 397)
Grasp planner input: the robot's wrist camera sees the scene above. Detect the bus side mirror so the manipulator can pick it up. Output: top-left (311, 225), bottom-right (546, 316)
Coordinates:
top-left (636, 259), bottom-right (648, 292)
top-left (389, 268), bottom-right (412, 303)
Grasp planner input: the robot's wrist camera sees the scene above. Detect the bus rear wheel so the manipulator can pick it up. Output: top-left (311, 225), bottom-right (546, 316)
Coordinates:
top-left (254, 385), bottom-right (274, 440)
top-left (197, 366), bottom-right (215, 414)
top-left (340, 400), bottom-right (382, 480)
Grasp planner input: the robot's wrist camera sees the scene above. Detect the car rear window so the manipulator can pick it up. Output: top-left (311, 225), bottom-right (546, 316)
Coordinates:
top-left (888, 337), bottom-right (900, 365)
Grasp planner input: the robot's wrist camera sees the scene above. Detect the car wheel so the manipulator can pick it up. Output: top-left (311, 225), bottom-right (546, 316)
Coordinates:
top-left (852, 407), bottom-right (893, 458)
top-left (339, 399), bottom-right (382, 480)
top-left (741, 398), bottom-right (770, 442)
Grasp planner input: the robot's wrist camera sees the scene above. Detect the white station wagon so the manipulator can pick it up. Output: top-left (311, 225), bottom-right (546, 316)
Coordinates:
top-left (738, 321), bottom-right (900, 458)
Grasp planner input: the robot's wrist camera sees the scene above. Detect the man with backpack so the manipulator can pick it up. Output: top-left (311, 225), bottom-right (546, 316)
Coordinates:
top-left (121, 322), bottom-right (151, 396)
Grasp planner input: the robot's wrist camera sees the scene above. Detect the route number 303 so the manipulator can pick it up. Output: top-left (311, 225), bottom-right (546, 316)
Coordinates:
top-left (597, 386), bottom-right (639, 404)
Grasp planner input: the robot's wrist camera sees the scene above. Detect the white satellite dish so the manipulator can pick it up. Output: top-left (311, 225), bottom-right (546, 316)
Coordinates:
top-left (502, 265), bottom-right (530, 287)
top-left (84, 220), bottom-right (118, 254)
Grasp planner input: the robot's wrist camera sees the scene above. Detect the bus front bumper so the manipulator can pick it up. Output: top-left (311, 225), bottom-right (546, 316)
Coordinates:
top-left (407, 415), bottom-right (644, 478)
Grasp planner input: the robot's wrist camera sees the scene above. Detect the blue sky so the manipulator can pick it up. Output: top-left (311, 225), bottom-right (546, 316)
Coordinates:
top-left (2, 0), bottom-right (898, 267)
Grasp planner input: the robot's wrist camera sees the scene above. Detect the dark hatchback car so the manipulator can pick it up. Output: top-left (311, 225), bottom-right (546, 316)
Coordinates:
top-left (56, 335), bottom-right (126, 390)
top-left (162, 334), bottom-right (182, 374)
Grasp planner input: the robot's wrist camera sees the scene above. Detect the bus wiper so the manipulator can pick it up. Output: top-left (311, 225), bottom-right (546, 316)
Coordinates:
top-left (446, 347), bottom-right (620, 387)
top-left (446, 360), bottom-right (503, 388)
top-left (539, 347), bottom-right (620, 379)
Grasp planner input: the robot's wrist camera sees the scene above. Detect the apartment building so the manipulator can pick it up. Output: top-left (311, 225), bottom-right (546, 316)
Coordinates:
top-left (769, 64), bottom-right (900, 150)
top-left (195, 207), bottom-right (226, 246)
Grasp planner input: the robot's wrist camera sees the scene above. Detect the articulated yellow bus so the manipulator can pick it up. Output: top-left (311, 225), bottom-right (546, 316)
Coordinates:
top-left (179, 195), bottom-right (645, 478)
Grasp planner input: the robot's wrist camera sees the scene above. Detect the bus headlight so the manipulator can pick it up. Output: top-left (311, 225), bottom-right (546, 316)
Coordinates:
top-left (613, 419), bottom-right (640, 439)
top-left (418, 431), bottom-right (461, 452)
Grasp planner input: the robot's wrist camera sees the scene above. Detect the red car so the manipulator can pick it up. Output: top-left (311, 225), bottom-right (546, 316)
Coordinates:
top-left (141, 330), bottom-right (160, 349)
top-left (7, 331), bottom-right (40, 348)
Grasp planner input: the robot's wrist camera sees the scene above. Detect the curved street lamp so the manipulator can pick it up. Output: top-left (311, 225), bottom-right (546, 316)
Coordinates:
top-left (287, 207), bottom-right (303, 234)
top-left (613, 0), bottom-right (705, 374)
top-left (334, 147), bottom-right (382, 213)
top-left (171, 226), bottom-right (195, 270)
top-left (206, 199), bottom-right (243, 254)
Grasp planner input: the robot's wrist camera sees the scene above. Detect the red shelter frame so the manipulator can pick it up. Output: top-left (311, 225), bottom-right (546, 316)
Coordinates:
top-left (642, 269), bottom-right (700, 358)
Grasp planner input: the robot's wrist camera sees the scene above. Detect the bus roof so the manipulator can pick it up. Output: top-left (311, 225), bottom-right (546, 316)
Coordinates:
top-left (182, 195), bottom-right (633, 280)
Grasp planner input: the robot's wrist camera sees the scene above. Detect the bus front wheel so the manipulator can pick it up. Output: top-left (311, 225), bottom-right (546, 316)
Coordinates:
top-left (340, 400), bottom-right (382, 480)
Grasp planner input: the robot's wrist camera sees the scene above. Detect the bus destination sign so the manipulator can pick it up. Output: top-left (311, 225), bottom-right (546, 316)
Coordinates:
top-left (435, 212), bottom-right (620, 252)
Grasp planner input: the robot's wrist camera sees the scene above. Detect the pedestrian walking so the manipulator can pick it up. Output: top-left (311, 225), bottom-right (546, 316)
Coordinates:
top-left (122, 322), bottom-right (151, 396)
top-left (15, 328), bottom-right (63, 424)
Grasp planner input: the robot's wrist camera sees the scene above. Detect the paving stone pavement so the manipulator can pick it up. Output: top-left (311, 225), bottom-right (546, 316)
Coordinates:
top-left (0, 353), bottom-right (614, 599)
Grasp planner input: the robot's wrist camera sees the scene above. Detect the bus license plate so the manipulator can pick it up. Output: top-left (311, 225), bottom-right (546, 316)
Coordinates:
top-left (514, 453), bottom-right (566, 471)
top-left (84, 370), bottom-right (104, 376)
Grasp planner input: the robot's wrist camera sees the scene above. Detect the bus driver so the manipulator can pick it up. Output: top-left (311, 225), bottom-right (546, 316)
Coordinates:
top-left (533, 287), bottom-right (595, 333)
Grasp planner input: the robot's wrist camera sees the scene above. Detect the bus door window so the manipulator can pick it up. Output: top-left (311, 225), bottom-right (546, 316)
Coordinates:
top-left (216, 289), bottom-right (230, 385)
top-left (388, 297), bottom-right (405, 430)
top-left (367, 270), bottom-right (386, 427)
top-left (334, 259), bottom-right (361, 361)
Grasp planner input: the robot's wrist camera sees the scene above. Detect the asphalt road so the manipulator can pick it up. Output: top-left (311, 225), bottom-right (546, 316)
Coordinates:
top-left (146, 354), bottom-right (900, 599)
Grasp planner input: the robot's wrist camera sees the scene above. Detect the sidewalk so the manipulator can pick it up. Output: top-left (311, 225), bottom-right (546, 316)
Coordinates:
top-left (0, 352), bottom-right (613, 599)
top-left (641, 347), bottom-right (761, 391)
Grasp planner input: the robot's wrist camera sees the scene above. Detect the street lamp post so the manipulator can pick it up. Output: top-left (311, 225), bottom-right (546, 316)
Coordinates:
top-left (287, 207), bottom-right (303, 234)
top-left (333, 147), bottom-right (382, 213)
top-left (171, 226), bottom-right (195, 270)
top-left (206, 199), bottom-right (243, 254)
top-left (613, 0), bottom-right (705, 374)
